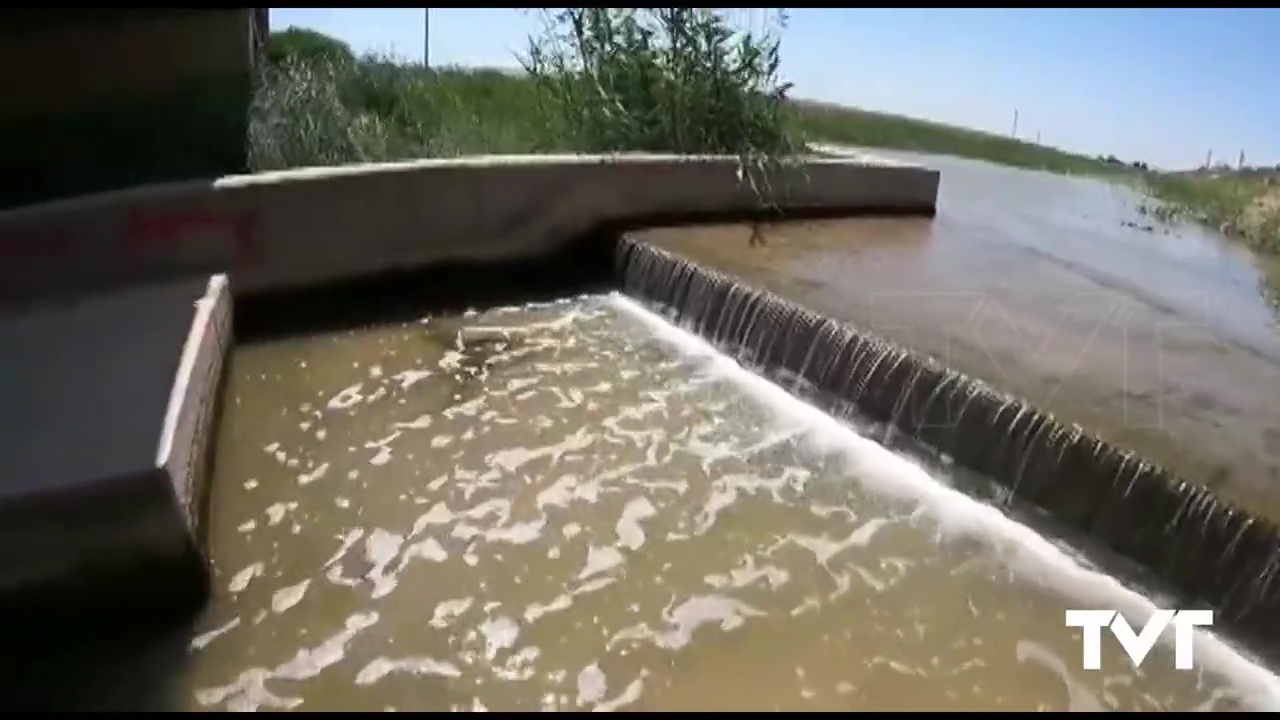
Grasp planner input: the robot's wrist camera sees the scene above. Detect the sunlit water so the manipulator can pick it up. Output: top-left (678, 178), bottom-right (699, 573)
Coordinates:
top-left (190, 293), bottom-right (1280, 711)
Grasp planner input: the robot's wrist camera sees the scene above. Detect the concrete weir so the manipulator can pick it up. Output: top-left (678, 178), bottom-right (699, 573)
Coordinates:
top-left (0, 275), bottom-right (229, 622)
top-left (614, 237), bottom-right (1280, 657)
top-left (7, 148), bottom-right (1280, 667)
top-left (0, 154), bottom-right (936, 623)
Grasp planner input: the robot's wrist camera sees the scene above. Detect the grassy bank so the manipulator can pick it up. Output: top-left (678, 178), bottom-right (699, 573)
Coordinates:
top-left (253, 11), bottom-right (797, 171)
top-left (259, 19), bottom-right (1277, 261)
top-left (256, 25), bottom-right (1125, 177)
top-left (1141, 171), bottom-right (1280, 255)
top-left (790, 101), bottom-right (1280, 259)
top-left (787, 100), bottom-right (1124, 177)
top-left (249, 60), bottom-right (556, 167)
top-left (258, 16), bottom-right (1137, 174)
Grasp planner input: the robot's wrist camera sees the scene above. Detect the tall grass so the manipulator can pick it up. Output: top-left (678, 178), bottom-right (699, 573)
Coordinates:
top-left (789, 100), bottom-right (1127, 177)
top-left (248, 60), bottom-right (556, 170)
top-left (522, 8), bottom-right (798, 159)
top-left (249, 10), bottom-right (799, 172)
top-left (252, 13), bottom-right (1280, 267)
top-left (1141, 172), bottom-right (1280, 256)
top-left (251, 16), bottom-right (1126, 181)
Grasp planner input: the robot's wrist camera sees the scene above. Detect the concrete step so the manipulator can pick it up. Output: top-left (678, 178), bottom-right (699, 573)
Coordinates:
top-left (0, 274), bottom-right (230, 622)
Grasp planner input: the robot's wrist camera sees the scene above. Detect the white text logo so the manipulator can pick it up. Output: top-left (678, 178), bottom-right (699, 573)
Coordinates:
top-left (1065, 609), bottom-right (1214, 670)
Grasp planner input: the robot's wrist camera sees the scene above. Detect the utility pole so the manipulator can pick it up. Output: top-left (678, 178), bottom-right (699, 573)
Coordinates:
top-left (1011, 109), bottom-right (1019, 138)
top-left (424, 8), bottom-right (431, 68)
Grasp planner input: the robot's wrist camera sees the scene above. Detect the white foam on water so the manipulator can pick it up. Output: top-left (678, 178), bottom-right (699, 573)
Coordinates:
top-left (608, 291), bottom-right (1280, 708)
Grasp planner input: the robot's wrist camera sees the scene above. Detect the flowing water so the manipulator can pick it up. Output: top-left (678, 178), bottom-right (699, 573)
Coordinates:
top-left (185, 293), bottom-right (1280, 711)
top-left (639, 147), bottom-right (1280, 518)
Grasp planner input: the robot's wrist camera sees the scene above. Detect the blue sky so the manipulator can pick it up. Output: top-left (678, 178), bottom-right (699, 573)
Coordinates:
top-left (271, 8), bottom-right (1280, 170)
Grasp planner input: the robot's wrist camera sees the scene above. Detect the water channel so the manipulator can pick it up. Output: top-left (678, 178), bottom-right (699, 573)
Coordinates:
top-left (187, 293), bottom-right (1280, 711)
top-left (641, 147), bottom-right (1280, 518)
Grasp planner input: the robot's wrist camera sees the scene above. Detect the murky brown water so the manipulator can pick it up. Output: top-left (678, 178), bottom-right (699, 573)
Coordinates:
top-left (186, 294), bottom-right (1278, 711)
top-left (639, 147), bottom-right (1280, 519)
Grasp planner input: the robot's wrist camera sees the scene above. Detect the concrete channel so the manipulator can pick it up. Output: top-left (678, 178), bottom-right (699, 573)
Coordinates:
top-left (0, 151), bottom-right (935, 654)
top-left (2, 152), bottom-right (1280, 710)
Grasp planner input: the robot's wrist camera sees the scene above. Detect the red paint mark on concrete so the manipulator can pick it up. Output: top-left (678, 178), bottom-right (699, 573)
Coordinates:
top-left (0, 228), bottom-right (72, 263)
top-left (122, 208), bottom-right (260, 267)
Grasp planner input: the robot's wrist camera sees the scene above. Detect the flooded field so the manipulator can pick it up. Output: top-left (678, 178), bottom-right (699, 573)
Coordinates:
top-left (639, 148), bottom-right (1280, 518)
top-left (188, 293), bottom-right (1279, 711)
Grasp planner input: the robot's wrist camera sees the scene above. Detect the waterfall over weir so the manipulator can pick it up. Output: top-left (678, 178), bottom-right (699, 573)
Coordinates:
top-left (614, 235), bottom-right (1280, 657)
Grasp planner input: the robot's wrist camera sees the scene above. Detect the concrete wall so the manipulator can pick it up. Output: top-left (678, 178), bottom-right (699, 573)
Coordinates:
top-left (0, 10), bottom-right (259, 209)
top-left (160, 276), bottom-right (232, 549)
top-left (0, 154), bottom-right (941, 308)
top-left (0, 154), bottom-right (935, 620)
top-left (0, 277), bottom-right (227, 617)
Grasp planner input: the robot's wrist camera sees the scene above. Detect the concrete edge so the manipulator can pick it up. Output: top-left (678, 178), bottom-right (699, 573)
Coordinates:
top-left (214, 151), bottom-right (924, 187)
top-left (0, 152), bottom-right (934, 222)
top-left (0, 153), bottom-right (940, 307)
top-left (616, 236), bottom-right (1280, 659)
top-left (157, 274), bottom-right (232, 548)
top-left (0, 276), bottom-right (229, 623)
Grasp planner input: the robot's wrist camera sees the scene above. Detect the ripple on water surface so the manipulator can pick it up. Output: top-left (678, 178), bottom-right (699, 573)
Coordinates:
top-left (192, 293), bottom-right (1279, 711)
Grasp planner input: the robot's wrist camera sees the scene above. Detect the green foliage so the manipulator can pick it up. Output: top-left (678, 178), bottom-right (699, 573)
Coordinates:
top-left (251, 10), bottom-right (800, 173)
top-left (520, 8), bottom-right (798, 160)
top-left (789, 101), bottom-right (1126, 177)
top-left (1142, 172), bottom-right (1280, 256)
top-left (255, 13), bottom-right (1280, 268)
top-left (266, 27), bottom-right (356, 70)
top-left (249, 58), bottom-right (565, 171)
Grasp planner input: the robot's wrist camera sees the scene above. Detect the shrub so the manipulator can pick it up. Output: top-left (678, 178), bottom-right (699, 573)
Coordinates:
top-left (248, 9), bottom-right (800, 173)
top-left (267, 27), bottom-right (356, 70)
top-left (249, 59), bottom-right (400, 171)
top-left (522, 8), bottom-right (799, 160)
